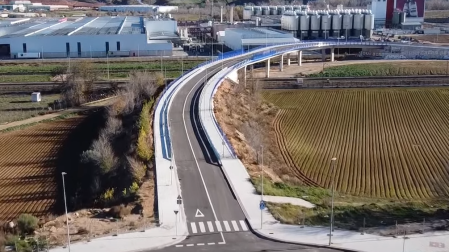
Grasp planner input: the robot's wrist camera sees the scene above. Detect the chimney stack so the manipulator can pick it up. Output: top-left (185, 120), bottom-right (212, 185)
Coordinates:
top-left (220, 6), bottom-right (223, 23)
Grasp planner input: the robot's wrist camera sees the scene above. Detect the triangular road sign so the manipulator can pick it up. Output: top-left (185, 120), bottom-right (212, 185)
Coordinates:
top-left (195, 209), bottom-right (204, 218)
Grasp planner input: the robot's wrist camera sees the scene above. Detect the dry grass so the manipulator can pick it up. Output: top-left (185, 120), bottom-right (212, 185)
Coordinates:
top-left (425, 10), bottom-right (449, 18)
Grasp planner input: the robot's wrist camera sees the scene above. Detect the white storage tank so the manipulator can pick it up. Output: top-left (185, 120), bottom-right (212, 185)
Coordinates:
top-left (353, 11), bottom-right (364, 37)
top-left (299, 12), bottom-right (310, 39)
top-left (332, 13), bottom-right (342, 32)
top-left (285, 6), bottom-right (293, 11)
top-left (342, 11), bottom-right (353, 37)
top-left (243, 6), bottom-right (253, 20)
top-left (364, 12), bottom-right (375, 37)
top-left (310, 12), bottom-right (321, 38)
top-left (262, 6), bottom-right (269, 15)
top-left (254, 6), bottom-right (262, 16)
top-left (277, 6), bottom-right (286, 15)
top-left (321, 13), bottom-right (331, 39)
top-left (270, 6), bottom-right (277, 15)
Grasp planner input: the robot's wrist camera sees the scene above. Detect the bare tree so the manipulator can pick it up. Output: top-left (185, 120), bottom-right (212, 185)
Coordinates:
top-left (120, 71), bottom-right (159, 113)
top-left (61, 61), bottom-right (98, 106)
top-left (241, 120), bottom-right (263, 163)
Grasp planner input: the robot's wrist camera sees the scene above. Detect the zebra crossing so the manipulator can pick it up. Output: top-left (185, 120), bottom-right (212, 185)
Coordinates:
top-left (188, 220), bottom-right (248, 234)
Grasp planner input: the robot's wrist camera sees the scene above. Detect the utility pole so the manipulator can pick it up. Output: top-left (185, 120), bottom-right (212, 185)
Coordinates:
top-left (61, 172), bottom-right (70, 252)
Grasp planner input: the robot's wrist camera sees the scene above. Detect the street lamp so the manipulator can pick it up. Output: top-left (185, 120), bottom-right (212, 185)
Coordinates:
top-left (61, 172), bottom-right (70, 252)
top-left (328, 157), bottom-right (337, 246)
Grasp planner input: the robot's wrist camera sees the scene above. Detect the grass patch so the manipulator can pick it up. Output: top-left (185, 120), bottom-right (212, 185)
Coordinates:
top-left (0, 112), bottom-right (78, 134)
top-left (308, 62), bottom-right (449, 77)
top-left (252, 178), bottom-right (330, 205)
top-left (0, 93), bottom-right (61, 124)
top-left (0, 75), bottom-right (52, 83)
top-left (267, 201), bottom-right (449, 232)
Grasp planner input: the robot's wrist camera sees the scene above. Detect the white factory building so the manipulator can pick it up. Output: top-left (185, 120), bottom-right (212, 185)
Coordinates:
top-left (222, 28), bottom-right (299, 51)
top-left (99, 5), bottom-right (178, 14)
top-left (0, 16), bottom-right (180, 59)
top-left (0, 0), bottom-right (68, 12)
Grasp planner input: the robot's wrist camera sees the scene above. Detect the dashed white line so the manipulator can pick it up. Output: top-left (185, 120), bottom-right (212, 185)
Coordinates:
top-left (223, 221), bottom-right (231, 232)
top-left (208, 242), bottom-right (215, 245)
top-left (199, 222), bottom-right (206, 233)
top-left (239, 220), bottom-right (249, 231)
top-left (197, 243), bottom-right (205, 246)
top-left (231, 220), bottom-right (239, 231)
top-left (218, 242), bottom-right (226, 245)
top-left (207, 221), bottom-right (214, 232)
top-left (190, 222), bottom-right (197, 234)
top-left (186, 244), bottom-right (194, 247)
top-left (175, 245), bottom-right (183, 247)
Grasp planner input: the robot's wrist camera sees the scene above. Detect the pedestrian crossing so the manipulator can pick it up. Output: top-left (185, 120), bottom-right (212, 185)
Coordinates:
top-left (188, 220), bottom-right (248, 234)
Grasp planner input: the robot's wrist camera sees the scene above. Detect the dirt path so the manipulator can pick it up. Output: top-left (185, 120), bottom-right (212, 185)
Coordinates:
top-left (0, 96), bottom-right (117, 131)
top-left (251, 59), bottom-right (437, 78)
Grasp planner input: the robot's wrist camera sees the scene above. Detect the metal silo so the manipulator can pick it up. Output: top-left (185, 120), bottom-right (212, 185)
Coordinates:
top-left (400, 11), bottom-right (406, 24)
top-left (331, 12), bottom-right (342, 37)
top-left (299, 11), bottom-right (310, 40)
top-left (254, 6), bottom-right (262, 16)
top-left (310, 12), bottom-right (320, 39)
top-left (277, 6), bottom-right (285, 15)
top-left (281, 12), bottom-right (299, 37)
top-left (243, 6), bottom-right (253, 20)
top-left (342, 11), bottom-right (353, 39)
top-left (353, 10), bottom-right (364, 37)
top-left (321, 13), bottom-right (331, 39)
top-left (392, 10), bottom-right (400, 26)
top-left (364, 11), bottom-right (374, 38)
top-left (285, 5), bottom-right (293, 11)
top-left (261, 6), bottom-right (269, 15)
top-left (270, 6), bottom-right (277, 15)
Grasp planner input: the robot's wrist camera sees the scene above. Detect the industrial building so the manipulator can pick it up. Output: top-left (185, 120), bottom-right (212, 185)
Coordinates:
top-left (0, 16), bottom-right (180, 59)
top-left (0, 0), bottom-right (68, 12)
top-left (241, 5), bottom-right (375, 40)
top-left (222, 28), bottom-right (299, 51)
top-left (369, 0), bottom-right (424, 28)
top-left (99, 5), bottom-right (178, 14)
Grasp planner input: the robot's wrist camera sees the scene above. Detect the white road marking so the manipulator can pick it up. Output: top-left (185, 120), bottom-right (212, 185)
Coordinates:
top-left (207, 221), bottom-right (214, 232)
top-left (175, 245), bottom-right (183, 247)
top-left (197, 243), bottom-right (205, 246)
top-left (186, 244), bottom-right (194, 247)
top-left (239, 220), bottom-right (248, 231)
top-left (195, 209), bottom-right (204, 218)
top-left (218, 242), bottom-right (226, 245)
top-left (199, 222), bottom-right (206, 233)
top-left (208, 243), bottom-right (215, 245)
top-left (223, 221), bottom-right (231, 232)
top-left (215, 221), bottom-right (223, 232)
top-left (190, 222), bottom-right (197, 234)
top-left (231, 220), bottom-right (239, 231)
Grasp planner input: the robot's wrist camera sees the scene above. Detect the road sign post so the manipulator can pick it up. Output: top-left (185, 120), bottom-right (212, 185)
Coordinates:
top-left (259, 200), bottom-right (265, 229)
top-left (174, 210), bottom-right (179, 237)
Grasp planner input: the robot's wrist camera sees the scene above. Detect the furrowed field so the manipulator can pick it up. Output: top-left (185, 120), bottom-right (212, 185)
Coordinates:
top-left (0, 116), bottom-right (84, 224)
top-left (263, 87), bottom-right (449, 200)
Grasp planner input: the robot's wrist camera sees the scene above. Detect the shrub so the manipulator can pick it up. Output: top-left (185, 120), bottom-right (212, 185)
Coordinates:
top-left (136, 130), bottom-right (152, 162)
top-left (17, 214), bottom-right (38, 236)
top-left (127, 156), bottom-right (146, 183)
top-left (14, 239), bottom-right (31, 252)
top-left (129, 182), bottom-right (139, 195)
top-left (108, 204), bottom-right (131, 219)
top-left (101, 188), bottom-right (115, 202)
top-left (81, 132), bottom-right (116, 175)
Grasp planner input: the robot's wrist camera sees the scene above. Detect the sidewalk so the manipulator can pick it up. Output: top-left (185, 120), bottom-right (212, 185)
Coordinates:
top-left (49, 225), bottom-right (187, 252)
top-left (199, 66), bottom-right (449, 252)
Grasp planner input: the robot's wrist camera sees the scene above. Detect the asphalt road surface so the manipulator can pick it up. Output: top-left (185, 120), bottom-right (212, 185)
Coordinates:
top-left (152, 50), bottom-right (345, 252)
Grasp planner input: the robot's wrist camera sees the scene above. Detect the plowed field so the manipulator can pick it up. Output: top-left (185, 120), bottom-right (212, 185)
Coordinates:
top-left (0, 116), bottom-right (84, 224)
top-left (264, 87), bottom-right (449, 199)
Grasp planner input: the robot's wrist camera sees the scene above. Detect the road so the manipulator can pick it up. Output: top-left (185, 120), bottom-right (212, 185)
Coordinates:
top-left (152, 53), bottom-right (345, 252)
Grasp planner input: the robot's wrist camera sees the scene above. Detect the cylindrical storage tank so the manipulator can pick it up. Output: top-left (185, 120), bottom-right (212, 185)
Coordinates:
top-left (342, 13), bottom-right (353, 31)
top-left (353, 12), bottom-right (364, 37)
top-left (364, 13), bottom-right (374, 30)
top-left (254, 7), bottom-right (262, 16)
top-left (299, 13), bottom-right (310, 31)
top-left (262, 6), bottom-right (269, 15)
top-left (321, 14), bottom-right (331, 39)
top-left (310, 14), bottom-right (320, 38)
top-left (277, 6), bottom-right (285, 15)
top-left (285, 5), bottom-right (293, 11)
top-left (270, 6), bottom-right (277, 15)
top-left (293, 5), bottom-right (301, 11)
top-left (332, 13), bottom-right (342, 31)
top-left (400, 11), bottom-right (406, 24)
top-left (243, 6), bottom-right (253, 20)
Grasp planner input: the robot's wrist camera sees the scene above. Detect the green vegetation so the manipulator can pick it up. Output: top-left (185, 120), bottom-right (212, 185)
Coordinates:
top-left (309, 62), bottom-right (449, 77)
top-left (0, 93), bottom-right (61, 124)
top-left (17, 214), bottom-right (38, 236)
top-left (0, 60), bottom-right (204, 83)
top-left (137, 99), bottom-right (155, 162)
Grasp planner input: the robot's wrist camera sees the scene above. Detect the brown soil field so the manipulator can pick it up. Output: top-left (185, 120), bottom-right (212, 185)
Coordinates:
top-left (0, 116), bottom-right (85, 225)
top-left (264, 88), bottom-right (449, 200)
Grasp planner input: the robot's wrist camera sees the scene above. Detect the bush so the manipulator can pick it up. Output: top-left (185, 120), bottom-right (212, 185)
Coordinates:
top-left (108, 204), bottom-right (131, 219)
top-left (81, 132), bottom-right (116, 174)
top-left (136, 130), bottom-right (153, 162)
top-left (17, 214), bottom-right (38, 236)
top-left (101, 188), bottom-right (115, 202)
top-left (127, 156), bottom-right (146, 183)
top-left (129, 182), bottom-right (139, 195)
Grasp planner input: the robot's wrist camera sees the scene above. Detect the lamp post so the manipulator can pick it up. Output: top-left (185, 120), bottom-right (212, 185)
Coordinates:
top-left (61, 172), bottom-right (70, 252)
top-left (328, 157), bottom-right (337, 246)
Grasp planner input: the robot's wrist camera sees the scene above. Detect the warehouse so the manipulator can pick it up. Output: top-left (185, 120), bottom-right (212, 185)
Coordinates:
top-left (0, 16), bottom-right (179, 59)
top-left (223, 27), bottom-right (298, 51)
